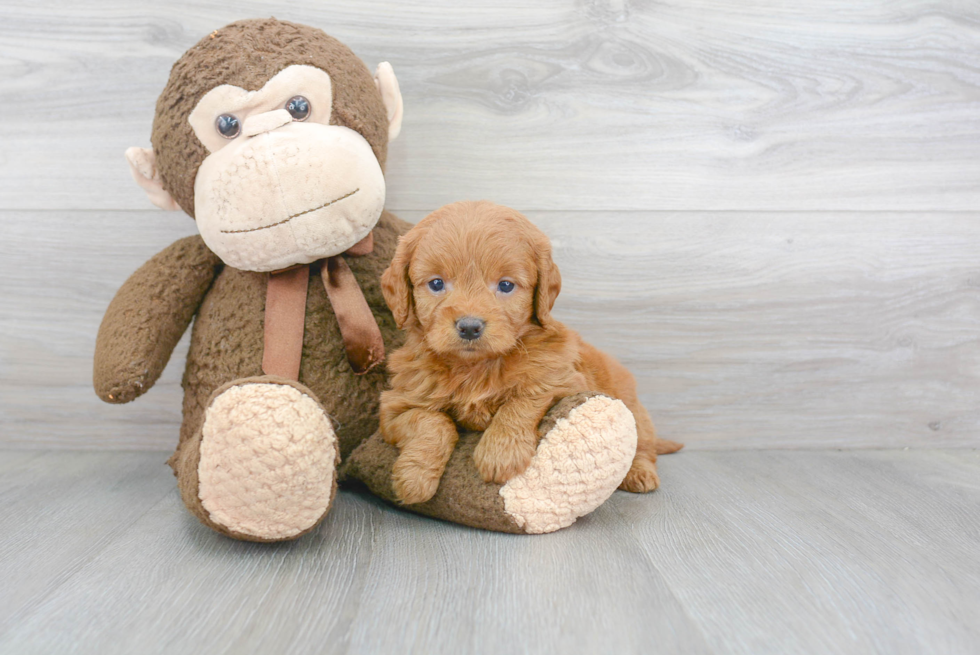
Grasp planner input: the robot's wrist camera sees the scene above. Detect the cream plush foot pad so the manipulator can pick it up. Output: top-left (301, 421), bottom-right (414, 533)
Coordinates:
top-left (500, 396), bottom-right (638, 534)
top-left (198, 382), bottom-right (338, 540)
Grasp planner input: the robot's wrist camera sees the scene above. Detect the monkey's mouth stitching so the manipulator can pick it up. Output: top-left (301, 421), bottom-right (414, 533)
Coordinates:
top-left (220, 188), bottom-right (360, 234)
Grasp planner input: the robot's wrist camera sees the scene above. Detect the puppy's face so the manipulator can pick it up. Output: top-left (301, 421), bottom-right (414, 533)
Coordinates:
top-left (410, 224), bottom-right (536, 359)
top-left (382, 201), bottom-right (562, 361)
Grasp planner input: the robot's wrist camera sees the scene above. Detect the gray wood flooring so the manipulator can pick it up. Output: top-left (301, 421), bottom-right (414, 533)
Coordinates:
top-left (1, 449), bottom-right (978, 655)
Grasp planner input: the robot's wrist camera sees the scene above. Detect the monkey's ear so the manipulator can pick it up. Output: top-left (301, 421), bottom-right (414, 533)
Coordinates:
top-left (374, 62), bottom-right (404, 142)
top-left (124, 147), bottom-right (181, 212)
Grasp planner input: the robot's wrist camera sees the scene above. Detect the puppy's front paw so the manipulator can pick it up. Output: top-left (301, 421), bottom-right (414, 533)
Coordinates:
top-left (473, 431), bottom-right (537, 485)
top-left (392, 457), bottom-right (443, 505)
top-left (619, 456), bottom-right (660, 493)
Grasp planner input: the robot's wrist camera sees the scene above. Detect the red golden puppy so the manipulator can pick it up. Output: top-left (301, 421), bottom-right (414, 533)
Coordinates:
top-left (379, 201), bottom-right (682, 504)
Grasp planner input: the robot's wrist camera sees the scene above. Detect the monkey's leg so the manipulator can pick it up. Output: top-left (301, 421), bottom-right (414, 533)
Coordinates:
top-left (343, 392), bottom-right (637, 534)
top-left (171, 376), bottom-right (339, 542)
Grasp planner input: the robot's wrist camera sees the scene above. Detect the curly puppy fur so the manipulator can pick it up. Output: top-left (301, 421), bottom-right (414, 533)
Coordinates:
top-left (379, 201), bottom-right (682, 504)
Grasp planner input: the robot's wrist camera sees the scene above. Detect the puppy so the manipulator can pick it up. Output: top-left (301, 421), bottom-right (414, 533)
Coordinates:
top-left (379, 201), bottom-right (682, 504)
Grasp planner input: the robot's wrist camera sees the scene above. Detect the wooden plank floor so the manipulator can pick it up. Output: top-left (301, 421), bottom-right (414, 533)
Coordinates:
top-left (2, 449), bottom-right (978, 655)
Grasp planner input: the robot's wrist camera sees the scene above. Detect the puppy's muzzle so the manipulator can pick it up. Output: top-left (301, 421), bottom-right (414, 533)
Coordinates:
top-left (456, 317), bottom-right (485, 341)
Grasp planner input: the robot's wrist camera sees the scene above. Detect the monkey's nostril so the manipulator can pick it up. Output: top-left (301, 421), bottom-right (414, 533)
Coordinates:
top-left (456, 317), bottom-right (485, 341)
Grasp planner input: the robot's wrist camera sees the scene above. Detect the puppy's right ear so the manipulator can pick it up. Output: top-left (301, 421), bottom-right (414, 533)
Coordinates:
top-left (381, 231), bottom-right (420, 330)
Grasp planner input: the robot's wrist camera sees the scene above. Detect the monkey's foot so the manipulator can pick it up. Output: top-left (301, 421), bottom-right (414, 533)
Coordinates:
top-left (189, 377), bottom-right (338, 542)
top-left (499, 393), bottom-right (638, 534)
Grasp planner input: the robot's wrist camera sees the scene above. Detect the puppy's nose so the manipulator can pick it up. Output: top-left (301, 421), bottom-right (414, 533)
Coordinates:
top-left (456, 317), bottom-right (485, 341)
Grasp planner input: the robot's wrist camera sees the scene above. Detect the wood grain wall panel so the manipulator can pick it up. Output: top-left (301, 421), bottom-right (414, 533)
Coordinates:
top-left (3, 209), bottom-right (977, 449)
top-left (0, 1), bottom-right (978, 212)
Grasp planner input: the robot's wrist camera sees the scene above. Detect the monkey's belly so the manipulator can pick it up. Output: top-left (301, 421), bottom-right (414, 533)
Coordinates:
top-left (182, 266), bottom-right (393, 458)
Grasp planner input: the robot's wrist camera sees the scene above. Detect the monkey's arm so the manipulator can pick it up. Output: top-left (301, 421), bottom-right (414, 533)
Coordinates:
top-left (94, 235), bottom-right (221, 404)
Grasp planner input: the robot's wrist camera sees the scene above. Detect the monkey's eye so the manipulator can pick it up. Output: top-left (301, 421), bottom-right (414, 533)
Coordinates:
top-left (497, 280), bottom-right (516, 294)
top-left (214, 114), bottom-right (241, 139)
top-left (427, 278), bottom-right (445, 293)
top-left (285, 96), bottom-right (311, 121)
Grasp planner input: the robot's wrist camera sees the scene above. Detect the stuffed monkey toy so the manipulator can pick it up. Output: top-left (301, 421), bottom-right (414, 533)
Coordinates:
top-left (95, 18), bottom-right (641, 541)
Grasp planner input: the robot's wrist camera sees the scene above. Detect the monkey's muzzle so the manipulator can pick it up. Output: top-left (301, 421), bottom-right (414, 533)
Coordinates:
top-left (194, 122), bottom-right (386, 273)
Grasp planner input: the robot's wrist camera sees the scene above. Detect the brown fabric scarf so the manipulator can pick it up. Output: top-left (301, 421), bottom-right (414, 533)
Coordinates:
top-left (262, 232), bottom-right (384, 380)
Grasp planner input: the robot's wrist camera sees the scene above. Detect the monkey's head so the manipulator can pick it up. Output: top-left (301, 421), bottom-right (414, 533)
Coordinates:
top-left (126, 19), bottom-right (403, 272)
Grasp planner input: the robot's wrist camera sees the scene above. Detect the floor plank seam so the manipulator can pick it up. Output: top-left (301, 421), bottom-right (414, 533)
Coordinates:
top-left (607, 502), bottom-right (717, 654)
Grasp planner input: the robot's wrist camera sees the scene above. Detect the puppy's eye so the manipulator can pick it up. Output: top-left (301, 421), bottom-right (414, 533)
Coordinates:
top-left (497, 280), bottom-right (516, 294)
top-left (427, 278), bottom-right (445, 293)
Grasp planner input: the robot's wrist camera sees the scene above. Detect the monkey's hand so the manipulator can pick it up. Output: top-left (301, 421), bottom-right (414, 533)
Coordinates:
top-left (94, 235), bottom-right (220, 403)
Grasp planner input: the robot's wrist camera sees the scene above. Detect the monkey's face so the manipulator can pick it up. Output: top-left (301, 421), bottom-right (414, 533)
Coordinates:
top-left (188, 65), bottom-right (385, 272)
top-left (126, 20), bottom-right (404, 271)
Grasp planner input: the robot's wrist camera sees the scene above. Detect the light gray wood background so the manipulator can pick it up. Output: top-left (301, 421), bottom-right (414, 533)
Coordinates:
top-left (2, 3), bottom-right (980, 654)
top-left (2, 0), bottom-right (979, 449)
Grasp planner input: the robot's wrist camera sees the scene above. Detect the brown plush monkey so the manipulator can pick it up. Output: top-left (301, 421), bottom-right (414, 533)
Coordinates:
top-left (96, 19), bottom-right (641, 541)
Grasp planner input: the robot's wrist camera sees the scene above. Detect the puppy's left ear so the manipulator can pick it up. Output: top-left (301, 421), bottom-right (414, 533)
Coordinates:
top-left (533, 237), bottom-right (562, 328)
top-left (382, 230), bottom-right (421, 329)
